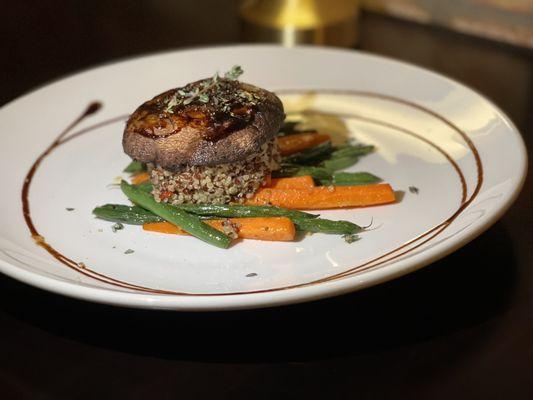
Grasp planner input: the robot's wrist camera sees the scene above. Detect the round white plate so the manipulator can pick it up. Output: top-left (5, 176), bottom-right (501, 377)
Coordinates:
top-left (0, 45), bottom-right (527, 311)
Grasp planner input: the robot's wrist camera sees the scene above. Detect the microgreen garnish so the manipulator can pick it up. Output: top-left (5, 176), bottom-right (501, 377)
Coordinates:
top-left (164, 96), bottom-right (180, 112)
top-left (224, 65), bottom-right (244, 80)
top-left (164, 65), bottom-right (251, 113)
top-left (198, 93), bottom-right (209, 103)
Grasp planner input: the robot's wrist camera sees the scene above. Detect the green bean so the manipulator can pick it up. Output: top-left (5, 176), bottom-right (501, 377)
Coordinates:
top-left (331, 144), bottom-right (374, 158)
top-left (319, 144), bottom-right (374, 170)
top-left (94, 202), bottom-right (318, 225)
top-left (282, 141), bottom-right (333, 164)
top-left (319, 172), bottom-right (382, 186)
top-left (273, 164), bottom-right (332, 180)
top-left (292, 217), bottom-right (362, 235)
top-left (322, 155), bottom-right (359, 171)
top-left (93, 202), bottom-right (360, 236)
top-left (136, 181), bottom-right (153, 192)
top-left (123, 160), bottom-right (146, 173)
top-left (275, 144), bottom-right (374, 177)
top-left (177, 204), bottom-right (318, 220)
top-left (93, 204), bottom-right (164, 225)
top-left (120, 181), bottom-right (231, 249)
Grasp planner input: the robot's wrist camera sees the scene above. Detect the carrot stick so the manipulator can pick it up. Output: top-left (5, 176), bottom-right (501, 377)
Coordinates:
top-left (247, 184), bottom-right (396, 209)
top-left (143, 217), bottom-right (296, 241)
top-left (277, 133), bottom-right (331, 156)
top-left (269, 175), bottom-right (315, 189)
top-left (131, 172), bottom-right (150, 185)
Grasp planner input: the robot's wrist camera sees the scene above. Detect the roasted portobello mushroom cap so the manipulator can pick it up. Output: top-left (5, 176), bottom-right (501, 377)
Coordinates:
top-left (123, 77), bottom-right (284, 170)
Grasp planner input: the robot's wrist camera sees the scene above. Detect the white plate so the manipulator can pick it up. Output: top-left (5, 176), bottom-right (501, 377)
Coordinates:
top-left (0, 45), bottom-right (527, 311)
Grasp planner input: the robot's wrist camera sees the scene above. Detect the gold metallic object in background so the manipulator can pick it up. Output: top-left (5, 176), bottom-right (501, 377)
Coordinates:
top-left (239, 0), bottom-right (360, 47)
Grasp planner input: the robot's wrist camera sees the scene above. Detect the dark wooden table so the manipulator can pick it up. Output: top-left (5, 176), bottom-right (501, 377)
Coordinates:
top-left (1, 2), bottom-right (532, 399)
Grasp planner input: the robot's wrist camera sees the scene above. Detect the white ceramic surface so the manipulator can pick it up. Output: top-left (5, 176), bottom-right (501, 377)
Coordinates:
top-left (0, 45), bottom-right (527, 311)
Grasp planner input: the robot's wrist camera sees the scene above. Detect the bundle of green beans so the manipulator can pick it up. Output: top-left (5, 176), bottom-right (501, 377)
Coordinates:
top-left (93, 182), bottom-right (362, 242)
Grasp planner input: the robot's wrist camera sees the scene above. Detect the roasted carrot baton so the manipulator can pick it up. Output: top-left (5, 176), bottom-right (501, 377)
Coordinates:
top-left (269, 175), bottom-right (315, 189)
top-left (247, 184), bottom-right (396, 209)
top-left (143, 217), bottom-right (296, 242)
top-left (131, 172), bottom-right (150, 185)
top-left (277, 132), bottom-right (331, 156)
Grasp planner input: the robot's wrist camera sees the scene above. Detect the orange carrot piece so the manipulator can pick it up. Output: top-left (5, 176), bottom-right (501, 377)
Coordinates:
top-left (277, 133), bottom-right (331, 156)
top-left (247, 184), bottom-right (396, 209)
top-left (144, 222), bottom-right (183, 235)
top-left (131, 172), bottom-right (150, 185)
top-left (231, 217), bottom-right (295, 241)
top-left (269, 175), bottom-right (315, 189)
top-left (143, 217), bottom-right (296, 242)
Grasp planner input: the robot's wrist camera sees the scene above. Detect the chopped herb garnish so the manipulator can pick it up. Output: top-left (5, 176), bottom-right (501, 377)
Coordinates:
top-left (409, 186), bottom-right (419, 194)
top-left (224, 65), bottom-right (244, 80)
top-left (198, 93), bottom-right (209, 103)
top-left (246, 272), bottom-right (258, 277)
top-left (124, 249), bottom-right (135, 254)
top-left (164, 65), bottom-right (252, 114)
top-left (342, 234), bottom-right (360, 244)
top-left (111, 222), bottom-right (124, 232)
top-left (65, 207), bottom-right (75, 211)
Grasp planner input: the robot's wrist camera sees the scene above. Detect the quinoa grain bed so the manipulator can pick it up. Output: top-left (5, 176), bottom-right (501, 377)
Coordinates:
top-left (151, 139), bottom-right (280, 205)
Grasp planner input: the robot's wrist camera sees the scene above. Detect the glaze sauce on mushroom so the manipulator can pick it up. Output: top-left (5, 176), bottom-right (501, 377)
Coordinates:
top-left (133, 79), bottom-right (259, 142)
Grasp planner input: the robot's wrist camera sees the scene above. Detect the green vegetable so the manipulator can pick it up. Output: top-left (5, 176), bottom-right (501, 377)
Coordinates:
top-left (93, 202), bottom-right (360, 236)
top-left (320, 144), bottom-right (375, 171)
top-left (322, 155), bottom-right (359, 171)
top-left (93, 204), bottom-right (164, 225)
top-left (136, 181), bottom-right (153, 192)
top-left (177, 204), bottom-right (318, 220)
top-left (120, 181), bottom-right (231, 249)
top-left (93, 203), bottom-right (317, 225)
top-left (275, 142), bottom-right (375, 178)
top-left (331, 144), bottom-right (374, 158)
top-left (292, 217), bottom-right (361, 235)
top-left (123, 160), bottom-right (146, 173)
top-left (274, 163), bottom-right (381, 188)
top-left (93, 200), bottom-right (363, 237)
top-left (318, 172), bottom-right (381, 186)
top-left (329, 172), bottom-right (381, 186)
top-left (282, 141), bottom-right (333, 164)
top-left (273, 164), bottom-right (332, 181)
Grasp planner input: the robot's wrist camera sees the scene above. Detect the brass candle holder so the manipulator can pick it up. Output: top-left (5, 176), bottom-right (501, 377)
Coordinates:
top-left (240, 0), bottom-right (360, 47)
